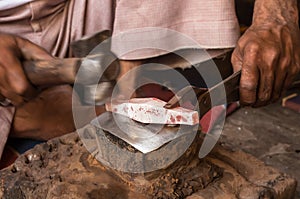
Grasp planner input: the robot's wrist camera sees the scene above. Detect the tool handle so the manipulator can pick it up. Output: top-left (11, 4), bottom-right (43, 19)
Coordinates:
top-left (23, 58), bottom-right (81, 86)
top-left (23, 55), bottom-right (120, 85)
top-left (197, 71), bottom-right (241, 118)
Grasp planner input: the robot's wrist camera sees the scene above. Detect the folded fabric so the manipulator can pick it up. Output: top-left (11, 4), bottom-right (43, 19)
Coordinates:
top-left (0, 106), bottom-right (14, 160)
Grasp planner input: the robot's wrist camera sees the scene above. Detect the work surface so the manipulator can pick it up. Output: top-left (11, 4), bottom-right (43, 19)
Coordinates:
top-left (0, 101), bottom-right (298, 198)
top-left (221, 102), bottom-right (300, 198)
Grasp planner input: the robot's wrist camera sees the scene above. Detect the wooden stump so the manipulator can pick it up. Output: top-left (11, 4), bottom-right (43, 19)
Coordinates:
top-left (0, 124), bottom-right (297, 199)
top-left (80, 124), bottom-right (221, 198)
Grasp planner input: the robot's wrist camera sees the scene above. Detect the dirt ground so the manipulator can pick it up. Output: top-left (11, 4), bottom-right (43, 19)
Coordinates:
top-left (220, 101), bottom-right (300, 198)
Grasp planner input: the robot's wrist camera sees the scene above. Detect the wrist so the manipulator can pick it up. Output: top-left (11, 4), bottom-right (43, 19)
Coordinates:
top-left (252, 0), bottom-right (298, 27)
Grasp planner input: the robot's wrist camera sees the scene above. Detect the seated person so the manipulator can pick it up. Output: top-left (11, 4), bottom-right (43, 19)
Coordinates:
top-left (0, 0), bottom-right (298, 161)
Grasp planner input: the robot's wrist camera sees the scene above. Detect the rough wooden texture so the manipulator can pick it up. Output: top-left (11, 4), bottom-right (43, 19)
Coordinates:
top-left (0, 125), bottom-right (296, 199)
top-left (83, 125), bottom-right (219, 198)
top-left (221, 102), bottom-right (300, 199)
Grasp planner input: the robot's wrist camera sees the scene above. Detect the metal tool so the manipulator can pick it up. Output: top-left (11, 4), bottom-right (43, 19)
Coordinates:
top-left (0, 30), bottom-right (119, 106)
top-left (0, 31), bottom-right (117, 160)
top-left (0, 57), bottom-right (119, 105)
top-left (164, 70), bottom-right (241, 118)
top-left (23, 53), bottom-right (119, 105)
top-left (22, 55), bottom-right (119, 86)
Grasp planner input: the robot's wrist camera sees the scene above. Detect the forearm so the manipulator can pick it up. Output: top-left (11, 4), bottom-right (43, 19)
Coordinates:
top-left (253, 0), bottom-right (298, 26)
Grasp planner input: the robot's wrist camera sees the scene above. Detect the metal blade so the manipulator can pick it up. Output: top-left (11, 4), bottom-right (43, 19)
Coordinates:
top-left (198, 71), bottom-right (240, 158)
top-left (164, 86), bottom-right (207, 109)
top-left (197, 70), bottom-right (240, 118)
top-left (164, 71), bottom-right (241, 114)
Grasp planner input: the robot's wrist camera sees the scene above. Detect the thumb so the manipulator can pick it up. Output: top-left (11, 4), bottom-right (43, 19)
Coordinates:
top-left (16, 37), bottom-right (53, 61)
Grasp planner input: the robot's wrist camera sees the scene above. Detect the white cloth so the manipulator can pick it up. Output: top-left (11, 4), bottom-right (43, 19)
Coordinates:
top-left (0, 0), bottom-right (33, 10)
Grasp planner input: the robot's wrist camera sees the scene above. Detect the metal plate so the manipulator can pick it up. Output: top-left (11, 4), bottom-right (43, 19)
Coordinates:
top-left (91, 112), bottom-right (198, 153)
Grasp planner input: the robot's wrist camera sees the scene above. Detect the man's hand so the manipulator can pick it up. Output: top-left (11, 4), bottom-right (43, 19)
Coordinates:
top-left (0, 33), bottom-right (52, 106)
top-left (0, 34), bottom-right (77, 140)
top-left (231, 0), bottom-right (300, 107)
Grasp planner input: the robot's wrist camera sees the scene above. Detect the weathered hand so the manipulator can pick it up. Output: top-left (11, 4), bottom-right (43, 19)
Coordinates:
top-left (0, 33), bottom-right (52, 106)
top-left (232, 24), bottom-right (300, 106)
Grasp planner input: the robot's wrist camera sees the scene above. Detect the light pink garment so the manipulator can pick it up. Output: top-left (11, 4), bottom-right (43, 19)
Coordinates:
top-left (0, 107), bottom-right (14, 159)
top-left (0, 0), bottom-right (115, 159)
top-left (0, 0), bottom-right (240, 158)
top-left (0, 0), bottom-right (33, 10)
top-left (112, 0), bottom-right (240, 59)
top-left (0, 0), bottom-right (239, 59)
top-left (0, 0), bottom-right (114, 58)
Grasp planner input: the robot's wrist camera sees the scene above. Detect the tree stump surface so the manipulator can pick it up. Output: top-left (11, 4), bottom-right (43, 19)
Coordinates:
top-left (0, 123), bottom-right (296, 199)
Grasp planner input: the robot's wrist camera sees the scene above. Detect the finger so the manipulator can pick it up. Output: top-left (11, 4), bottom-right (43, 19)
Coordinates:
top-left (0, 34), bottom-right (42, 106)
top-left (283, 64), bottom-right (300, 91)
top-left (0, 93), bottom-right (5, 102)
top-left (0, 75), bottom-right (25, 106)
top-left (16, 37), bottom-right (53, 61)
top-left (255, 69), bottom-right (274, 107)
top-left (255, 49), bottom-right (278, 106)
top-left (239, 43), bottom-right (260, 105)
top-left (272, 66), bottom-right (287, 102)
top-left (272, 57), bottom-right (290, 102)
top-left (0, 94), bottom-right (12, 107)
top-left (231, 48), bottom-right (243, 72)
top-left (272, 28), bottom-right (294, 102)
top-left (0, 54), bottom-right (37, 105)
top-left (1, 90), bottom-right (25, 106)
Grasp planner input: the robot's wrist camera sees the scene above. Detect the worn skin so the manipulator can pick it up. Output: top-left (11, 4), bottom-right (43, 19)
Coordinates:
top-left (0, 34), bottom-right (51, 106)
top-left (0, 0), bottom-right (300, 139)
top-left (119, 0), bottom-right (300, 107)
top-left (231, 0), bottom-right (300, 107)
top-left (0, 34), bottom-right (109, 140)
top-left (0, 34), bottom-right (78, 139)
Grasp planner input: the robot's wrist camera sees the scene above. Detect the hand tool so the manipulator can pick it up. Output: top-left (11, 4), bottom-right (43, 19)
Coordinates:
top-left (21, 53), bottom-right (120, 104)
top-left (165, 70), bottom-right (240, 157)
top-left (0, 30), bottom-right (119, 105)
top-left (0, 55), bottom-right (119, 109)
top-left (164, 70), bottom-right (241, 113)
top-left (0, 31), bottom-right (117, 159)
top-left (22, 55), bottom-right (119, 86)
